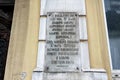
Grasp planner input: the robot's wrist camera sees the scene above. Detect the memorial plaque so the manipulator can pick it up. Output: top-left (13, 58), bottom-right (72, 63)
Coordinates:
top-left (45, 12), bottom-right (80, 72)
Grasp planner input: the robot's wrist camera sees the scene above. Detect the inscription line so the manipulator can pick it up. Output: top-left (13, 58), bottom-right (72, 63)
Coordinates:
top-left (40, 15), bottom-right (86, 18)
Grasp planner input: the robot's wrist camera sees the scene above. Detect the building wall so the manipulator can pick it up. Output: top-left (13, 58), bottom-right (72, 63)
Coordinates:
top-left (4, 0), bottom-right (112, 80)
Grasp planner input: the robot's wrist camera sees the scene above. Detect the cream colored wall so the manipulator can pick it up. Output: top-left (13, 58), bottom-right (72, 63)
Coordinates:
top-left (86, 0), bottom-right (112, 80)
top-left (4, 0), bottom-right (112, 80)
top-left (4, 0), bottom-right (40, 80)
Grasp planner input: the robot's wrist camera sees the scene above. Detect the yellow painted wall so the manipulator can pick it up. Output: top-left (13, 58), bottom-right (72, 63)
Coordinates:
top-left (4, 0), bottom-right (112, 80)
top-left (86, 0), bottom-right (112, 80)
top-left (4, 0), bottom-right (40, 80)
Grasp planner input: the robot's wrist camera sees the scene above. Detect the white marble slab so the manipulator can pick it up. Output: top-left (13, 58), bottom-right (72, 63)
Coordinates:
top-left (79, 17), bottom-right (88, 40)
top-left (112, 70), bottom-right (120, 80)
top-left (39, 17), bottom-right (88, 40)
top-left (36, 42), bottom-right (46, 71)
top-left (40, 0), bottom-right (47, 15)
top-left (112, 78), bottom-right (120, 80)
top-left (32, 72), bottom-right (43, 80)
top-left (39, 17), bottom-right (46, 40)
top-left (80, 41), bottom-right (90, 70)
top-left (36, 41), bottom-right (90, 72)
top-left (45, 12), bottom-right (81, 72)
top-left (40, 0), bottom-right (86, 15)
top-left (32, 71), bottom-right (108, 80)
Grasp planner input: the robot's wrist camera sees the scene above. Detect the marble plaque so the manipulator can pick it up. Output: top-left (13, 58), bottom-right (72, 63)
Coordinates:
top-left (45, 12), bottom-right (80, 72)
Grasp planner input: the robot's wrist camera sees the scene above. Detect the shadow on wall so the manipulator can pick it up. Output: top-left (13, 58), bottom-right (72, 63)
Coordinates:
top-left (0, 3), bottom-right (14, 80)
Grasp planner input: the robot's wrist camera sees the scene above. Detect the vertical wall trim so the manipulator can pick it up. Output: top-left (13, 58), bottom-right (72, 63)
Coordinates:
top-left (4, 0), bottom-right (40, 80)
top-left (101, 0), bottom-right (112, 70)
